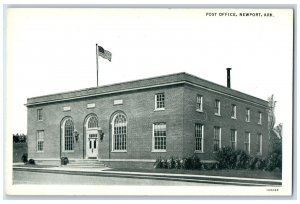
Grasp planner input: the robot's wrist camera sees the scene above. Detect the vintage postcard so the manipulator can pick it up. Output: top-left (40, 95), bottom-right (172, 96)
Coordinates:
top-left (4, 6), bottom-right (294, 196)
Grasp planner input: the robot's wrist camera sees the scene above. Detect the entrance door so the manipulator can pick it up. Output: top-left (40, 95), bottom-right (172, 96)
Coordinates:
top-left (86, 132), bottom-right (98, 159)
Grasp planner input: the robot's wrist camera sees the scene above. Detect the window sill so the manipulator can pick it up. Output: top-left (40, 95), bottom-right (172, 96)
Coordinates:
top-left (214, 113), bottom-right (221, 117)
top-left (246, 121), bottom-right (251, 122)
top-left (112, 150), bottom-right (127, 153)
top-left (196, 109), bottom-right (203, 113)
top-left (62, 150), bottom-right (74, 153)
top-left (151, 150), bottom-right (167, 153)
top-left (154, 108), bottom-right (165, 112)
top-left (36, 151), bottom-right (44, 153)
top-left (194, 150), bottom-right (204, 153)
top-left (258, 123), bottom-right (262, 125)
top-left (231, 117), bottom-right (236, 119)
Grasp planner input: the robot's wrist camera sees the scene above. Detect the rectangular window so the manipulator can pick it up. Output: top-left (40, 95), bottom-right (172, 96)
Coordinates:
top-left (214, 100), bottom-right (221, 115)
top-left (195, 124), bottom-right (204, 152)
top-left (196, 95), bottom-right (203, 112)
top-left (37, 130), bottom-right (44, 152)
top-left (258, 112), bottom-right (262, 124)
top-left (153, 123), bottom-right (166, 151)
top-left (230, 129), bottom-right (237, 150)
top-left (155, 93), bottom-right (165, 110)
top-left (231, 104), bottom-right (237, 119)
top-left (257, 133), bottom-right (262, 154)
top-left (213, 127), bottom-right (221, 152)
top-left (244, 132), bottom-right (251, 154)
top-left (246, 108), bottom-right (251, 122)
top-left (37, 109), bottom-right (43, 121)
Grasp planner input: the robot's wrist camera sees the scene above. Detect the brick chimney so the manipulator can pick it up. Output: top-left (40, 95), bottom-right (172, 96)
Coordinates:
top-left (226, 68), bottom-right (232, 88)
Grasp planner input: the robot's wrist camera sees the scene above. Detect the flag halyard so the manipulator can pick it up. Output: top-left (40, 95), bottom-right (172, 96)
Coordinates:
top-left (97, 46), bottom-right (112, 62)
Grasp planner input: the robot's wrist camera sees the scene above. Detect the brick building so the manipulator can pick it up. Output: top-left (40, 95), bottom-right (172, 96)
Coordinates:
top-left (26, 72), bottom-right (269, 168)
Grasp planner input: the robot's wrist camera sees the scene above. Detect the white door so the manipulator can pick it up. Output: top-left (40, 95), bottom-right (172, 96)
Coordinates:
top-left (86, 132), bottom-right (98, 158)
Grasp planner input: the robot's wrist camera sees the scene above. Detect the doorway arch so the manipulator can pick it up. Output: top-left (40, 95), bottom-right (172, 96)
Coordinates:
top-left (84, 114), bottom-right (99, 159)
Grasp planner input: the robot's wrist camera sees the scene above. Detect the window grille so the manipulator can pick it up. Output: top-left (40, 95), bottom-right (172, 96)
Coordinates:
top-left (213, 127), bottom-right (221, 151)
top-left (246, 109), bottom-right (251, 122)
top-left (230, 129), bottom-right (237, 150)
top-left (37, 109), bottom-right (43, 121)
top-left (231, 105), bottom-right (236, 118)
top-left (215, 100), bottom-right (220, 115)
top-left (153, 123), bottom-right (166, 150)
top-left (113, 113), bottom-right (127, 150)
top-left (244, 132), bottom-right (251, 154)
top-left (88, 116), bottom-right (98, 129)
top-left (195, 124), bottom-right (204, 151)
top-left (196, 95), bottom-right (203, 111)
top-left (64, 119), bottom-right (74, 151)
top-left (155, 93), bottom-right (165, 110)
top-left (256, 134), bottom-right (262, 154)
top-left (37, 130), bottom-right (44, 152)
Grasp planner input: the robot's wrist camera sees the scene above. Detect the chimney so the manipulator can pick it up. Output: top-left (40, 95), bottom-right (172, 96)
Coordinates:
top-left (226, 68), bottom-right (232, 88)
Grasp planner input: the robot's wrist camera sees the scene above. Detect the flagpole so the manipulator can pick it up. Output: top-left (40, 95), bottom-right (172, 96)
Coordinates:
top-left (96, 43), bottom-right (99, 87)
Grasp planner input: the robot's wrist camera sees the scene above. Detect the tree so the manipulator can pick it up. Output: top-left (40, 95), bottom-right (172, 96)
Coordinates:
top-left (268, 94), bottom-right (277, 130)
top-left (268, 95), bottom-right (282, 153)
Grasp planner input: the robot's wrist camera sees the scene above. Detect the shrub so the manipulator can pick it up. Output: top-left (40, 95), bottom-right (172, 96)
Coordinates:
top-left (28, 159), bottom-right (35, 165)
top-left (154, 158), bottom-right (162, 169)
top-left (161, 159), bottom-right (168, 169)
top-left (167, 157), bottom-right (176, 169)
top-left (264, 151), bottom-right (282, 171)
top-left (191, 155), bottom-right (202, 170)
top-left (255, 158), bottom-right (266, 170)
top-left (215, 147), bottom-right (237, 169)
top-left (61, 157), bottom-right (69, 165)
top-left (21, 153), bottom-right (28, 164)
top-left (184, 156), bottom-right (193, 170)
top-left (180, 159), bottom-right (185, 169)
top-left (249, 156), bottom-right (258, 170)
top-left (174, 158), bottom-right (181, 169)
top-left (235, 150), bottom-right (250, 169)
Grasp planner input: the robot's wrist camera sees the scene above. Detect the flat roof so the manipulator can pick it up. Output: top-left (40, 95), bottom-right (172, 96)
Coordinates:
top-left (26, 72), bottom-right (268, 108)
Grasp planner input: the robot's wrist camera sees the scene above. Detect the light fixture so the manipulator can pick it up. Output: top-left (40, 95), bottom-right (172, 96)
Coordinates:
top-left (98, 127), bottom-right (105, 142)
top-left (73, 130), bottom-right (79, 142)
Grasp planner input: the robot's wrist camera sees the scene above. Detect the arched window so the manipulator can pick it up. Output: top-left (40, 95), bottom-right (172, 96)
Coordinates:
top-left (88, 116), bottom-right (98, 129)
top-left (112, 113), bottom-right (127, 151)
top-left (63, 118), bottom-right (74, 151)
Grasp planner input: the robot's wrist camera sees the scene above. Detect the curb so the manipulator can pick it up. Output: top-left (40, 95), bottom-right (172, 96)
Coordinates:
top-left (13, 166), bottom-right (282, 186)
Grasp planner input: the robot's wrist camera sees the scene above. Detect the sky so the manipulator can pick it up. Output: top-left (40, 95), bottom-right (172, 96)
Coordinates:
top-left (6, 8), bottom-right (293, 137)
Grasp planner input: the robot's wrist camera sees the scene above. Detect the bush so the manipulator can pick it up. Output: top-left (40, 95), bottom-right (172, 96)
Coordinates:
top-left (215, 147), bottom-right (237, 169)
top-left (167, 157), bottom-right (176, 169)
top-left (154, 158), bottom-right (162, 169)
top-left (264, 151), bottom-right (282, 171)
top-left (61, 157), bottom-right (69, 165)
top-left (174, 158), bottom-right (181, 169)
top-left (249, 156), bottom-right (258, 170)
top-left (161, 159), bottom-right (168, 169)
top-left (235, 150), bottom-right (250, 169)
top-left (28, 159), bottom-right (35, 165)
top-left (21, 153), bottom-right (28, 164)
top-left (255, 158), bottom-right (266, 170)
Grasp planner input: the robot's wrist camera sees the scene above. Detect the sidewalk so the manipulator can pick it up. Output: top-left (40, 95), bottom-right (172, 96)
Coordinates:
top-left (13, 164), bottom-right (282, 186)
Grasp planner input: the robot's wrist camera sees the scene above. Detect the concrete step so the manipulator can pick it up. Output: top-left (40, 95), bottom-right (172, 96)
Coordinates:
top-left (65, 159), bottom-right (106, 168)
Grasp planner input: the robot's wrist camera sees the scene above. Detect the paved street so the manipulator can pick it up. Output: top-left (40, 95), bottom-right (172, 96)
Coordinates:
top-left (13, 170), bottom-right (216, 186)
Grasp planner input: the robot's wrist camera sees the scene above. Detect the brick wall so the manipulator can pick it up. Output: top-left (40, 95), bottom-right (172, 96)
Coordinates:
top-left (28, 85), bottom-right (185, 161)
top-left (182, 84), bottom-right (269, 159)
top-left (27, 79), bottom-right (269, 164)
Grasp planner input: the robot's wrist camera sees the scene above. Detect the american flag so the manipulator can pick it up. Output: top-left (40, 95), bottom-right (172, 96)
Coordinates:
top-left (97, 45), bottom-right (112, 62)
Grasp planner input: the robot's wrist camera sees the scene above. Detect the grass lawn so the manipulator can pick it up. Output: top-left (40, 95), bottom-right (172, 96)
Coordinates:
top-left (105, 168), bottom-right (282, 180)
top-left (13, 164), bottom-right (59, 168)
